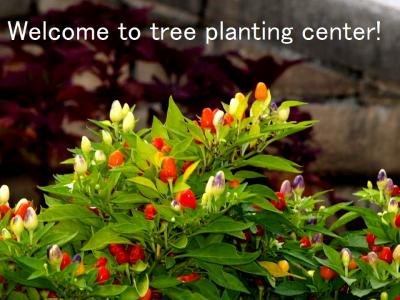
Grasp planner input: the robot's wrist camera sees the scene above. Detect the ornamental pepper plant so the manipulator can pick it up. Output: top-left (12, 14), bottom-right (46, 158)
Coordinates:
top-left (2, 83), bottom-right (400, 299)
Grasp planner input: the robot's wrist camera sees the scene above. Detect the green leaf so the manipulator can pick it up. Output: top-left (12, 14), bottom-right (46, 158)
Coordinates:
top-left (274, 281), bottom-right (308, 296)
top-left (322, 245), bottom-right (342, 273)
top-left (199, 262), bottom-right (249, 293)
top-left (92, 285), bottom-right (128, 297)
top-left (119, 287), bottom-right (140, 300)
top-left (111, 222), bottom-right (149, 235)
top-left (111, 192), bottom-right (150, 204)
top-left (38, 204), bottom-right (100, 222)
top-left (15, 257), bottom-right (43, 271)
top-left (38, 229), bottom-right (80, 248)
top-left (246, 184), bottom-right (278, 200)
top-left (134, 273), bottom-right (149, 297)
top-left (351, 288), bottom-right (372, 298)
top-left (131, 260), bottom-right (148, 273)
top-left (0, 241), bottom-right (13, 256)
top-left (170, 235), bottom-right (188, 249)
top-left (170, 137), bottom-right (193, 157)
top-left (129, 177), bottom-right (158, 192)
top-left (4, 270), bottom-right (54, 289)
top-left (150, 276), bottom-right (181, 289)
top-left (303, 225), bottom-right (341, 239)
top-left (156, 178), bottom-right (169, 195)
top-left (246, 198), bottom-right (280, 212)
top-left (238, 154), bottom-right (300, 173)
top-left (279, 100), bottom-right (307, 109)
top-left (187, 280), bottom-right (220, 300)
top-left (26, 287), bottom-right (40, 300)
top-left (281, 250), bottom-right (317, 269)
top-left (249, 211), bottom-right (298, 235)
top-left (82, 227), bottom-right (131, 251)
top-left (179, 243), bottom-right (259, 265)
top-left (370, 278), bottom-right (390, 289)
top-left (330, 211), bottom-right (360, 231)
top-left (234, 170), bottom-right (265, 179)
top-left (233, 262), bottom-right (271, 277)
top-left (341, 276), bottom-right (357, 286)
top-left (162, 287), bottom-right (208, 300)
top-left (8, 292), bottom-right (29, 300)
top-left (173, 180), bottom-right (191, 194)
top-left (193, 217), bottom-right (253, 235)
top-left (151, 116), bottom-right (169, 139)
top-left (323, 202), bottom-right (352, 216)
top-left (166, 97), bottom-right (185, 133)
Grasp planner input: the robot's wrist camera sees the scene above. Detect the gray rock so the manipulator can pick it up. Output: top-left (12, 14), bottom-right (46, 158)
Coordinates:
top-left (272, 62), bottom-right (360, 98)
top-left (307, 103), bottom-right (400, 176)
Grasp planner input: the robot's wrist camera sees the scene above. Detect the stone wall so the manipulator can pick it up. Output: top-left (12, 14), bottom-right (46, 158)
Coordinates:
top-left (1, 0), bottom-right (400, 180)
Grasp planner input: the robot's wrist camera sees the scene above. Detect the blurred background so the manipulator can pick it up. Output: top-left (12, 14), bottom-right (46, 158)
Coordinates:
top-left (0, 0), bottom-right (399, 205)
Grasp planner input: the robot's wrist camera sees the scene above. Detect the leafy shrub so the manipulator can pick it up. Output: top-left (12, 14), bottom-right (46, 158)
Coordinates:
top-left (2, 82), bottom-right (400, 299)
top-left (0, 83), bottom-right (321, 299)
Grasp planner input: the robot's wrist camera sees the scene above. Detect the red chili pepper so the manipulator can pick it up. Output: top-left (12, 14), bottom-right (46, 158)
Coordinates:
top-left (139, 288), bottom-right (152, 300)
top-left (255, 82), bottom-right (268, 100)
top-left (181, 161), bottom-right (193, 174)
top-left (176, 272), bottom-right (199, 282)
top-left (0, 205), bottom-right (11, 218)
top-left (177, 189), bottom-right (197, 209)
top-left (159, 157), bottom-right (178, 183)
top-left (339, 284), bottom-right (349, 294)
top-left (379, 247), bottom-right (393, 263)
top-left (254, 278), bottom-right (264, 287)
top-left (151, 290), bottom-right (163, 300)
top-left (115, 250), bottom-right (129, 264)
top-left (395, 296), bottom-right (400, 300)
top-left (60, 252), bottom-right (72, 271)
top-left (0, 275), bottom-right (4, 283)
top-left (366, 232), bottom-right (376, 247)
top-left (392, 185), bottom-right (400, 196)
top-left (108, 150), bottom-right (125, 168)
top-left (48, 291), bottom-right (58, 299)
top-left (144, 204), bottom-right (157, 220)
top-left (96, 266), bottom-right (110, 284)
top-left (255, 224), bottom-right (265, 236)
top-left (95, 256), bottom-right (108, 268)
top-left (129, 245), bottom-right (145, 265)
top-left (162, 145), bottom-right (172, 153)
top-left (15, 201), bottom-right (32, 219)
top-left (395, 214), bottom-right (400, 228)
top-left (109, 244), bottom-right (124, 256)
top-left (223, 113), bottom-right (234, 127)
top-left (348, 259), bottom-right (358, 270)
top-left (276, 236), bottom-right (285, 244)
top-left (320, 266), bottom-right (337, 281)
top-left (152, 137), bottom-right (165, 151)
top-left (200, 108), bottom-right (216, 132)
top-left (242, 230), bottom-right (252, 242)
top-left (360, 255), bottom-right (369, 262)
top-left (271, 192), bottom-right (287, 211)
top-left (228, 179), bottom-right (240, 188)
top-left (372, 245), bottom-right (382, 253)
top-left (299, 237), bottom-right (312, 248)
top-left (88, 206), bottom-right (100, 216)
